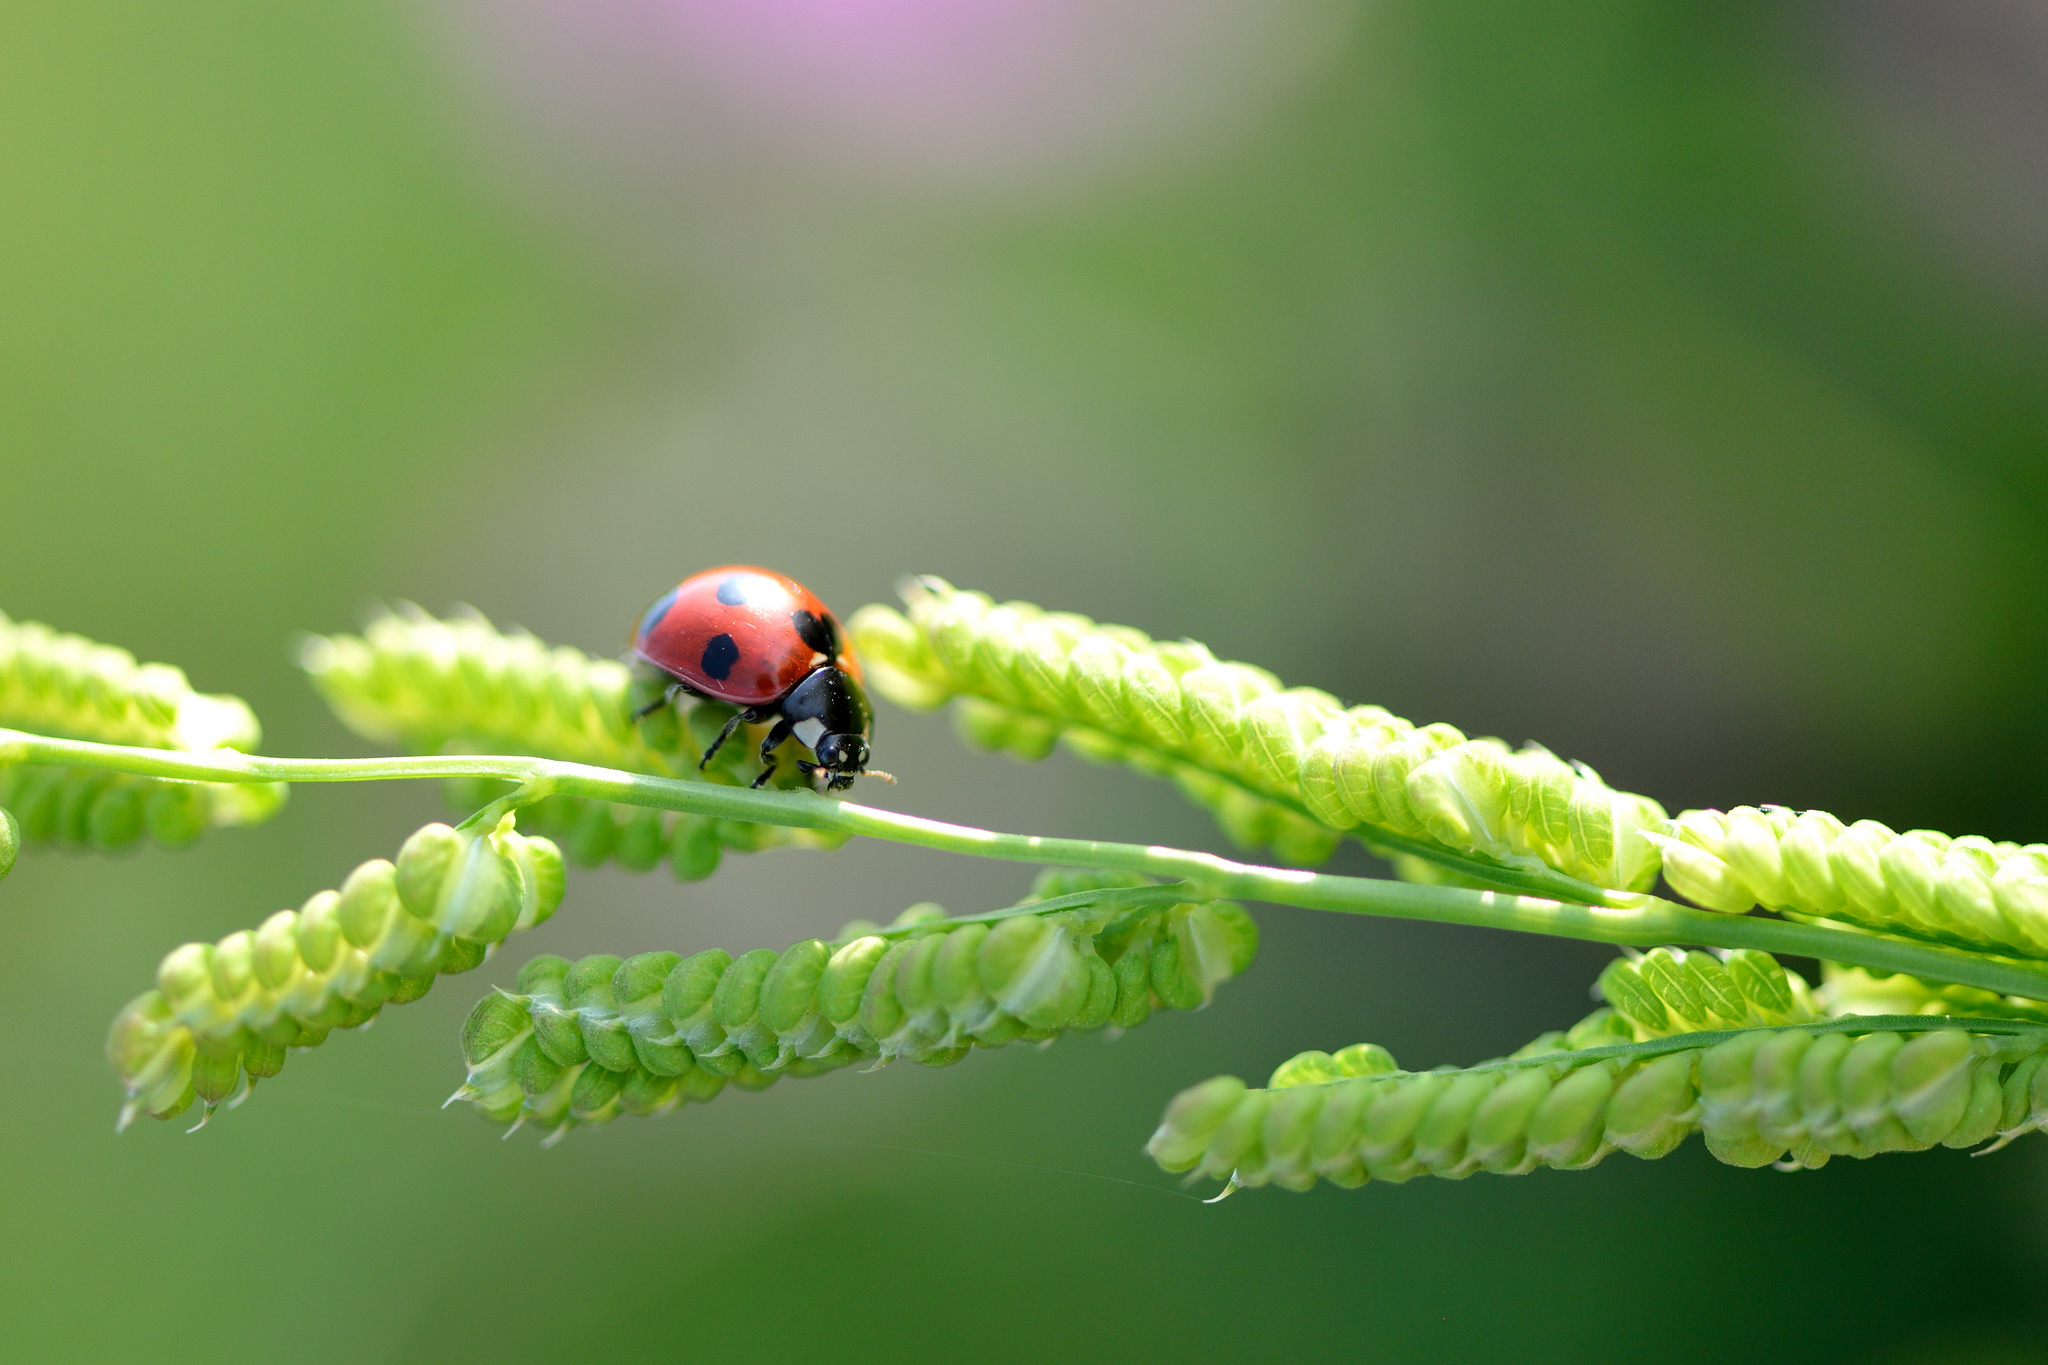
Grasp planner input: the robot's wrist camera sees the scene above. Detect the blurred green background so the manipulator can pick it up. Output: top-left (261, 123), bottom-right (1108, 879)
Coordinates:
top-left (4, 1), bottom-right (2047, 1360)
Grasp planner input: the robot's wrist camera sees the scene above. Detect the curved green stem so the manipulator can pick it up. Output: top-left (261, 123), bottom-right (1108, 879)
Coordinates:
top-left (11, 728), bottom-right (2048, 1001)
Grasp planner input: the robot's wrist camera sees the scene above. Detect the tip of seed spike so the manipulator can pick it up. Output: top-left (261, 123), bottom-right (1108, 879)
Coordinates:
top-left (185, 1106), bottom-right (213, 1135)
top-left (1202, 1173), bottom-right (1242, 1205)
top-left (115, 1101), bottom-right (139, 1135)
top-left (442, 1085), bottom-right (477, 1110)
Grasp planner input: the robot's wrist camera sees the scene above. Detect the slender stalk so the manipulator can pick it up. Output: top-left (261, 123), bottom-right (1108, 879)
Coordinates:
top-left (11, 728), bottom-right (2048, 1000)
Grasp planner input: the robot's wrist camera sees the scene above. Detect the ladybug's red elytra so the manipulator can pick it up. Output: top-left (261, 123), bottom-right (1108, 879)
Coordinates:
top-left (630, 566), bottom-right (881, 791)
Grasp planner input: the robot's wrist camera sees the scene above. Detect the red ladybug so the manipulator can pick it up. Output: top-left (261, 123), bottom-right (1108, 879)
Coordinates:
top-left (630, 566), bottom-right (879, 791)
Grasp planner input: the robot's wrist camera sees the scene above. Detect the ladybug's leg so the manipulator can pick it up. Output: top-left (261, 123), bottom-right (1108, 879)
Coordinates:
top-left (697, 706), bottom-right (759, 769)
top-left (749, 716), bottom-right (795, 789)
top-left (631, 681), bottom-right (685, 722)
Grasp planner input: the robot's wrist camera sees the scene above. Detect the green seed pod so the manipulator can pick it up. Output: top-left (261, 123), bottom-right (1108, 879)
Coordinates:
top-left (1255, 1084), bottom-right (1328, 1191)
top-left (1946, 1058), bottom-right (2006, 1150)
top-left (1794, 1032), bottom-right (1862, 1157)
top-left (930, 923), bottom-right (991, 1016)
top-left (143, 782), bottom-right (211, 848)
top-left (1698, 1031), bottom-right (1781, 1167)
top-left (1178, 663), bottom-right (1277, 767)
top-left (1888, 1029), bottom-right (1976, 1148)
top-left (712, 948), bottom-right (780, 1032)
top-left (525, 968), bottom-right (588, 1069)
top-left (1605, 1053), bottom-right (1698, 1159)
top-left (1068, 954), bottom-right (1117, 1032)
top-left (1197, 1087), bottom-right (1273, 1183)
top-left (759, 939), bottom-right (830, 1037)
top-left (107, 991), bottom-right (197, 1126)
top-left (817, 937), bottom-right (888, 1027)
top-left (1405, 740), bottom-right (1513, 859)
top-left (251, 911), bottom-right (300, 991)
top-left (1110, 939), bottom-right (1154, 1028)
top-left (569, 1064), bottom-right (625, 1125)
top-left (0, 806), bottom-right (17, 881)
top-left (462, 990), bottom-right (533, 1071)
top-left (1525, 1062), bottom-right (1615, 1167)
top-left (1466, 1066), bottom-right (1555, 1174)
top-left (613, 807), bottom-right (667, 873)
top-left (1241, 690), bottom-right (1341, 795)
top-left (1356, 1072), bottom-right (1450, 1177)
top-left (664, 948), bottom-right (732, 1053)
top-left (667, 815), bottom-right (722, 882)
top-left (295, 893), bottom-right (344, 974)
top-left (1749, 1028), bottom-right (1819, 1159)
top-left (87, 779), bottom-right (147, 851)
top-left (336, 860), bottom-right (402, 949)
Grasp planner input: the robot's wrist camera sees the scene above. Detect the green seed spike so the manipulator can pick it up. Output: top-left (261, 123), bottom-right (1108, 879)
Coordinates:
top-left (846, 578), bottom-right (1666, 893)
top-left (0, 612), bottom-right (285, 857)
top-left (1597, 948), bottom-right (1821, 1039)
top-left (1149, 1019), bottom-right (2048, 1193)
top-left (107, 814), bottom-right (564, 1128)
top-left (450, 875), bottom-right (1259, 1141)
top-left (1656, 805), bottom-right (2048, 962)
top-left (301, 606), bottom-right (847, 878)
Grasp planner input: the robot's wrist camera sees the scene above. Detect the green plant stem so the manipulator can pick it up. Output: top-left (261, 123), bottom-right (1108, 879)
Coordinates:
top-left (12, 728), bottom-right (2048, 1000)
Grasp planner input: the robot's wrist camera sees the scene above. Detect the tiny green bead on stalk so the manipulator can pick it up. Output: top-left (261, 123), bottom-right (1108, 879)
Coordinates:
top-left (1655, 805), bottom-right (2048, 961)
top-left (304, 606), bottom-right (846, 878)
top-left (452, 870), bottom-right (1258, 1141)
top-left (1149, 1018), bottom-right (2048, 1193)
top-left (107, 814), bottom-right (563, 1130)
top-left (848, 578), bottom-right (1666, 894)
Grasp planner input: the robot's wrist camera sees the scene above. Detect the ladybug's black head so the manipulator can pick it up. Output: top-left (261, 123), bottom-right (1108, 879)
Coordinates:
top-left (782, 665), bottom-right (876, 791)
top-left (812, 732), bottom-right (871, 790)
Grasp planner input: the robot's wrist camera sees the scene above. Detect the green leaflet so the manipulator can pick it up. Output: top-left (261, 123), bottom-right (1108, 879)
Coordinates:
top-left (452, 871), bottom-right (1258, 1141)
top-left (106, 816), bottom-right (563, 1129)
top-left (0, 611), bottom-right (285, 851)
top-left (1150, 1019), bottom-right (2048, 1193)
top-left (1657, 805), bottom-right (2048, 962)
top-left (301, 607), bottom-right (847, 877)
top-left (847, 578), bottom-right (1666, 892)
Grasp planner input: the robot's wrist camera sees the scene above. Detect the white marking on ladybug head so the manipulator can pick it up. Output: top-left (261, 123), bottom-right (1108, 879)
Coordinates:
top-left (793, 718), bottom-right (827, 751)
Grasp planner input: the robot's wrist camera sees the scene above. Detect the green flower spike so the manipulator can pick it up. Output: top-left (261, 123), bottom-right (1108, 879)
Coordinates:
top-left (452, 870), bottom-right (1258, 1142)
top-left (848, 578), bottom-right (1666, 894)
top-left (302, 606), bottom-right (845, 878)
top-left (1150, 1018), bottom-right (2048, 1192)
top-left (1654, 805), bottom-right (2048, 961)
top-left (0, 611), bottom-right (284, 853)
top-left (107, 814), bottom-right (562, 1130)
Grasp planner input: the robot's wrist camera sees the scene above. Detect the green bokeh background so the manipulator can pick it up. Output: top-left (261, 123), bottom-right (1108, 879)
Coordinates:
top-left (4, 3), bottom-right (2046, 1361)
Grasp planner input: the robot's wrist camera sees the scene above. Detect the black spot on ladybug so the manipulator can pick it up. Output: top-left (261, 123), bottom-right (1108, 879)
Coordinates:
top-left (791, 609), bottom-right (836, 656)
top-left (700, 633), bottom-right (740, 680)
top-left (715, 575), bottom-right (753, 606)
top-left (636, 588), bottom-right (679, 642)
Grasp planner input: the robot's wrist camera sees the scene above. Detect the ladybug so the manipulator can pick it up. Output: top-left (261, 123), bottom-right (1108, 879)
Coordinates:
top-left (629, 566), bottom-right (882, 791)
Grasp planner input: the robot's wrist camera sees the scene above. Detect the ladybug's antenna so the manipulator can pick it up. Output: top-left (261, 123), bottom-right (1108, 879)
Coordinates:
top-left (859, 769), bottom-right (897, 784)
